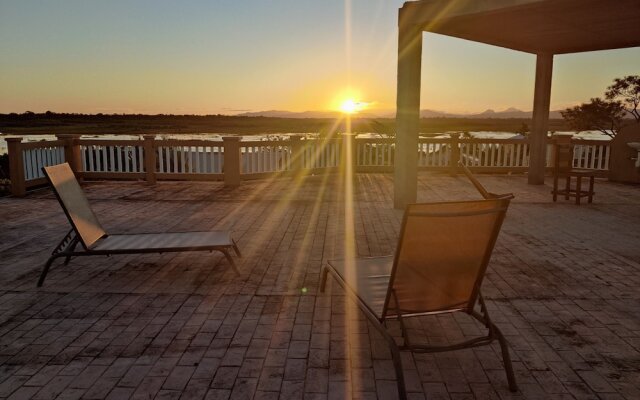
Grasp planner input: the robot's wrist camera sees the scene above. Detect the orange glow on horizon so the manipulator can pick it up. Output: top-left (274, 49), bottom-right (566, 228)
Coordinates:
top-left (339, 98), bottom-right (368, 114)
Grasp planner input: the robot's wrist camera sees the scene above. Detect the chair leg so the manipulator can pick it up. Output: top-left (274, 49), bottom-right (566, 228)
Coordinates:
top-left (370, 321), bottom-right (407, 400)
top-left (319, 267), bottom-right (407, 399)
top-left (564, 177), bottom-right (570, 200)
top-left (38, 255), bottom-right (61, 287)
top-left (576, 176), bottom-right (582, 205)
top-left (493, 324), bottom-right (518, 392)
top-left (319, 266), bottom-right (329, 293)
top-left (552, 175), bottom-right (558, 202)
top-left (588, 176), bottom-right (594, 203)
top-left (387, 333), bottom-right (408, 400)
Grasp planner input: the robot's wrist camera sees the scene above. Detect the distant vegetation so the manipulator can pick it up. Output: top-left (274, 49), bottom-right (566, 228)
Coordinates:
top-left (561, 75), bottom-right (640, 137)
top-left (0, 111), bottom-right (569, 136)
top-left (0, 154), bottom-right (9, 196)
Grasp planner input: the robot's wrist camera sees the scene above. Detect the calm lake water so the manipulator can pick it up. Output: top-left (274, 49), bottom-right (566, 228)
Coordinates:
top-left (0, 131), bottom-right (610, 156)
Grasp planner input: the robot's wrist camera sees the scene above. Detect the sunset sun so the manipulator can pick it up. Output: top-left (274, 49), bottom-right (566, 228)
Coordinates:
top-left (339, 98), bottom-right (365, 114)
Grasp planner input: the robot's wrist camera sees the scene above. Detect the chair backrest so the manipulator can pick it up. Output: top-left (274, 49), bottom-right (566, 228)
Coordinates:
top-left (43, 163), bottom-right (107, 249)
top-left (553, 137), bottom-right (574, 174)
top-left (383, 197), bottom-right (512, 318)
top-left (459, 162), bottom-right (514, 200)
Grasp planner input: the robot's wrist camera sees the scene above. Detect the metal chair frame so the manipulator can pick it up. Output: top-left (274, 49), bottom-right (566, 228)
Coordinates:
top-left (320, 166), bottom-right (517, 399)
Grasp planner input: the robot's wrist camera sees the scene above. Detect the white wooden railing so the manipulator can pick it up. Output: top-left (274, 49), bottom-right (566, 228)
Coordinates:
top-left (81, 141), bottom-right (145, 174)
top-left (460, 139), bottom-right (530, 169)
top-left (22, 141), bottom-right (66, 181)
top-left (241, 141), bottom-right (291, 174)
top-left (6, 134), bottom-right (612, 196)
top-left (157, 141), bottom-right (223, 174)
top-left (419, 139), bottom-right (451, 168)
top-left (302, 138), bottom-right (341, 170)
top-left (357, 138), bottom-right (394, 167)
top-left (572, 142), bottom-right (611, 170)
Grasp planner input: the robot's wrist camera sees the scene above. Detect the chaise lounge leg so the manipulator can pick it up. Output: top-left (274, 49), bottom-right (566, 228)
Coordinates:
top-left (221, 250), bottom-right (241, 275)
top-left (232, 240), bottom-right (242, 257)
top-left (64, 241), bottom-right (79, 265)
top-left (319, 266), bottom-right (329, 293)
top-left (38, 255), bottom-right (60, 287)
top-left (493, 324), bottom-right (518, 392)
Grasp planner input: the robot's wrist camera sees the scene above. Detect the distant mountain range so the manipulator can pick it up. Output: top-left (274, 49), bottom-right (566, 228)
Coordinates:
top-left (237, 107), bottom-right (564, 119)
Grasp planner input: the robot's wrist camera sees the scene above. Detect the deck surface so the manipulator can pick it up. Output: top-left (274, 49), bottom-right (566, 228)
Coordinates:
top-left (0, 173), bottom-right (639, 399)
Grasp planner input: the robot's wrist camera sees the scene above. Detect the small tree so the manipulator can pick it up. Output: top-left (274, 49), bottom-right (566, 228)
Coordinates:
top-left (368, 119), bottom-right (395, 139)
top-left (562, 75), bottom-right (640, 138)
top-left (561, 98), bottom-right (626, 138)
top-left (605, 75), bottom-right (640, 122)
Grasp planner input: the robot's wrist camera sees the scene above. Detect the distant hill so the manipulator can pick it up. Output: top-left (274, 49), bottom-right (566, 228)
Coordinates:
top-left (239, 107), bottom-right (564, 119)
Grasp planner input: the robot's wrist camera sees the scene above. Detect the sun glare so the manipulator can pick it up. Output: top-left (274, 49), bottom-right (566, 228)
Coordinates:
top-left (339, 98), bottom-right (365, 114)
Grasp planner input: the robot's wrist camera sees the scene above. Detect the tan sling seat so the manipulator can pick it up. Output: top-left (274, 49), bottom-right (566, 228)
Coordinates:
top-left (320, 165), bottom-right (517, 399)
top-left (38, 163), bottom-right (241, 286)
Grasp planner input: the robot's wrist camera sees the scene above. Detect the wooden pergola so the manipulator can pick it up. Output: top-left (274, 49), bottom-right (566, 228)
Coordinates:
top-left (394, 0), bottom-right (640, 208)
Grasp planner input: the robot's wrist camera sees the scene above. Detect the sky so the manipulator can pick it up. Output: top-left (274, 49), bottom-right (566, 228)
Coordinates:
top-left (0, 0), bottom-right (638, 115)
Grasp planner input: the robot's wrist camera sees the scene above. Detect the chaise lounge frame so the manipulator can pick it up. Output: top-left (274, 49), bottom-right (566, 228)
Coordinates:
top-left (39, 163), bottom-right (241, 287)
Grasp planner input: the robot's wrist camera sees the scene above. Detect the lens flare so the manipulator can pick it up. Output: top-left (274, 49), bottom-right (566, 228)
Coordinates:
top-left (339, 98), bottom-right (366, 114)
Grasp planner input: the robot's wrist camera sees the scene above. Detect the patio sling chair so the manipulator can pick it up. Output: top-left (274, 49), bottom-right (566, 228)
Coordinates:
top-left (320, 168), bottom-right (517, 399)
top-left (38, 163), bottom-right (241, 287)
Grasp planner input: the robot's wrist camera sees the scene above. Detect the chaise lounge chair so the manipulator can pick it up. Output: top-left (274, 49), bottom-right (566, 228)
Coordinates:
top-left (320, 165), bottom-right (517, 399)
top-left (38, 163), bottom-right (241, 287)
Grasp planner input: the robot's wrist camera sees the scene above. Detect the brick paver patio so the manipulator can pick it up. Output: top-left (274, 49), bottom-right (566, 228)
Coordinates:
top-left (0, 173), bottom-right (639, 399)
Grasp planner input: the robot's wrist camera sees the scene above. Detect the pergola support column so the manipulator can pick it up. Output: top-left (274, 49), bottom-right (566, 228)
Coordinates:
top-left (394, 22), bottom-right (423, 209)
top-left (528, 53), bottom-right (554, 184)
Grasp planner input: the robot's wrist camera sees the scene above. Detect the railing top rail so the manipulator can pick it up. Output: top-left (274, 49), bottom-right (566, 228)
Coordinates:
top-left (356, 138), bottom-right (395, 144)
top-left (302, 137), bottom-right (342, 142)
top-left (240, 140), bottom-right (294, 147)
top-left (20, 140), bottom-right (66, 149)
top-left (417, 138), bottom-right (454, 144)
top-left (458, 138), bottom-right (530, 144)
top-left (569, 139), bottom-right (612, 146)
top-left (152, 139), bottom-right (223, 147)
top-left (79, 139), bottom-right (144, 146)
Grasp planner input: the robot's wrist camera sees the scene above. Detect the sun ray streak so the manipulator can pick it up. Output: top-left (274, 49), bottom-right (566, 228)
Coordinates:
top-left (341, 0), bottom-right (363, 395)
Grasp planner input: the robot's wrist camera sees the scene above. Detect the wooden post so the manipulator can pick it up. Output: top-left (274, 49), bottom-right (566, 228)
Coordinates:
top-left (6, 137), bottom-right (26, 197)
top-left (56, 134), bottom-right (82, 178)
top-left (143, 135), bottom-right (157, 184)
top-left (223, 136), bottom-right (242, 186)
top-left (528, 53), bottom-right (554, 184)
top-left (449, 132), bottom-right (460, 176)
top-left (394, 19), bottom-right (423, 209)
top-left (289, 134), bottom-right (304, 172)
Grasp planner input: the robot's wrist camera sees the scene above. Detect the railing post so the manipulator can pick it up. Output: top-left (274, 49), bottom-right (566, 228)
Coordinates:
top-left (143, 135), bottom-right (157, 184)
top-left (223, 136), bottom-right (242, 186)
top-left (289, 134), bottom-right (304, 172)
top-left (56, 134), bottom-right (82, 179)
top-left (449, 132), bottom-right (460, 176)
top-left (6, 137), bottom-right (26, 197)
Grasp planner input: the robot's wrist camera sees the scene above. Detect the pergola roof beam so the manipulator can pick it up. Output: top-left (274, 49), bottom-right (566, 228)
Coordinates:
top-left (400, 0), bottom-right (640, 55)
